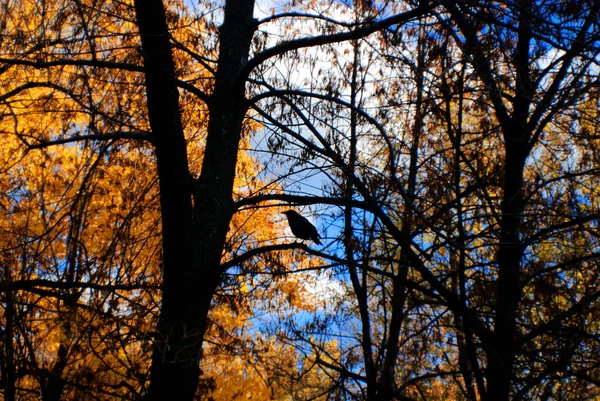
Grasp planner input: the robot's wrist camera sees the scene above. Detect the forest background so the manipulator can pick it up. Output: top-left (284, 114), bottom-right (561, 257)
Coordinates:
top-left (0, 0), bottom-right (599, 400)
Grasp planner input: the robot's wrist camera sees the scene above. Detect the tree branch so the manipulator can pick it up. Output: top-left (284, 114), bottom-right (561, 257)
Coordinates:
top-left (243, 2), bottom-right (432, 79)
top-left (221, 243), bottom-right (308, 270)
top-left (0, 279), bottom-right (156, 293)
top-left (27, 131), bottom-right (150, 149)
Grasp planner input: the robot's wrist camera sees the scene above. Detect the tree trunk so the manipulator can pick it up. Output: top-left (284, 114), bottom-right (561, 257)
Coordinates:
top-left (135, 1), bottom-right (200, 398)
top-left (486, 4), bottom-right (533, 398)
top-left (135, 0), bottom-right (256, 400)
top-left (485, 134), bottom-right (527, 401)
top-left (377, 29), bottom-right (425, 399)
top-left (2, 266), bottom-right (16, 401)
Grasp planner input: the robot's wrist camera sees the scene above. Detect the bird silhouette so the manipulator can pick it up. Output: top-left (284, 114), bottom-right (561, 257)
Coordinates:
top-left (283, 210), bottom-right (322, 245)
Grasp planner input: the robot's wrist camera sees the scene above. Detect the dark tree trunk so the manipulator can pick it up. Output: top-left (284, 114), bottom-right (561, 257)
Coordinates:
top-left (377, 31), bottom-right (426, 400)
top-left (134, 0), bottom-right (256, 400)
top-left (485, 3), bottom-right (533, 398)
top-left (485, 138), bottom-right (527, 401)
top-left (135, 1), bottom-right (200, 399)
top-left (2, 266), bottom-right (16, 401)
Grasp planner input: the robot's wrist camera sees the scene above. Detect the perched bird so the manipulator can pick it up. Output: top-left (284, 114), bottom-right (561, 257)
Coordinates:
top-left (283, 210), bottom-right (322, 245)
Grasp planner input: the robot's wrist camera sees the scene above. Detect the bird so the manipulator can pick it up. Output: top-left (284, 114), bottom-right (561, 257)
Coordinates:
top-left (283, 210), bottom-right (322, 245)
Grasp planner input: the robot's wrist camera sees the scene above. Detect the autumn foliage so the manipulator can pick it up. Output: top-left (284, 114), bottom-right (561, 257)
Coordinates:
top-left (0, 0), bottom-right (599, 400)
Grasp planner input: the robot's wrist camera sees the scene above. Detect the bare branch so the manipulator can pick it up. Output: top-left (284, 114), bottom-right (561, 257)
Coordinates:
top-left (27, 131), bottom-right (151, 149)
top-left (0, 279), bottom-right (156, 293)
top-left (243, 2), bottom-right (432, 79)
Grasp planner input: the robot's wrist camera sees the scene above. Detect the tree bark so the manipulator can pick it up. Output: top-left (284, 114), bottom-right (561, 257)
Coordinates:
top-left (2, 266), bottom-right (16, 401)
top-left (134, 0), bottom-right (256, 400)
top-left (485, 3), bottom-right (534, 398)
top-left (486, 138), bottom-right (527, 401)
top-left (376, 25), bottom-right (428, 399)
top-left (134, 1), bottom-right (200, 399)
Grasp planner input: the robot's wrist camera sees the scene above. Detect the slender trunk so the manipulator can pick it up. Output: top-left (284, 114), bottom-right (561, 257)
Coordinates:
top-left (344, 40), bottom-right (378, 400)
top-left (136, 0), bottom-right (256, 400)
top-left (42, 171), bottom-right (92, 401)
top-left (453, 68), bottom-right (483, 401)
top-left (377, 27), bottom-right (425, 400)
top-left (486, 3), bottom-right (532, 398)
top-left (2, 265), bottom-right (16, 401)
top-left (485, 135), bottom-right (527, 401)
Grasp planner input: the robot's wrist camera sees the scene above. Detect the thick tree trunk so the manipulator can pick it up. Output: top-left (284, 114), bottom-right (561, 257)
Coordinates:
top-left (135, 0), bottom-right (256, 400)
top-left (134, 1), bottom-right (201, 399)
